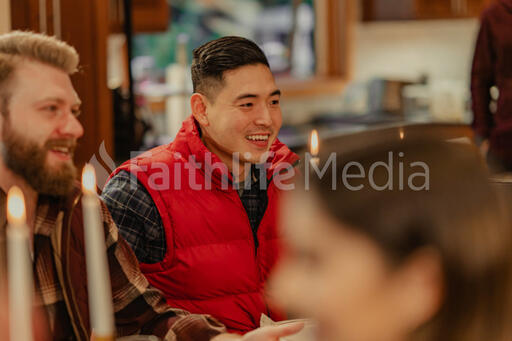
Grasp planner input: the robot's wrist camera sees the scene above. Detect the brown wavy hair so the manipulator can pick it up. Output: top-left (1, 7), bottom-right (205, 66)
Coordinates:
top-left (308, 135), bottom-right (512, 341)
top-left (0, 31), bottom-right (78, 114)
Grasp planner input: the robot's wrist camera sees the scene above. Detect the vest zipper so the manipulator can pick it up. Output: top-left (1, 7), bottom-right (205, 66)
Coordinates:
top-left (233, 190), bottom-right (259, 255)
top-left (232, 188), bottom-right (275, 319)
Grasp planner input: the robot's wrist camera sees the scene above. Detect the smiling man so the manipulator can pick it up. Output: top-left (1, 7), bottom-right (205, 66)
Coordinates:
top-left (102, 36), bottom-right (299, 333)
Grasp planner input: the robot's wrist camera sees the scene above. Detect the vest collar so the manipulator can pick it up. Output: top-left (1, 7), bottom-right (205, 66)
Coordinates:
top-left (177, 116), bottom-right (299, 190)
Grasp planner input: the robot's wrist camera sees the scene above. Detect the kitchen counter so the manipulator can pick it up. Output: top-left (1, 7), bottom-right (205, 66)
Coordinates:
top-left (278, 110), bottom-right (473, 151)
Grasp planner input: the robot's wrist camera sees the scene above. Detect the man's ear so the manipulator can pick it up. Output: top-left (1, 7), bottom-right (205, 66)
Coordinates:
top-left (388, 247), bottom-right (444, 330)
top-left (191, 93), bottom-right (209, 127)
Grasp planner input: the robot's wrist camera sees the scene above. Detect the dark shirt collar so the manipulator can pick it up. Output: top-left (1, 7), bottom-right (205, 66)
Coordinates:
top-left (236, 164), bottom-right (263, 196)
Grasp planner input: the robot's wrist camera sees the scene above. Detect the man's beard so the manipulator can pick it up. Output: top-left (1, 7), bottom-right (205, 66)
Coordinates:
top-left (1, 119), bottom-right (77, 197)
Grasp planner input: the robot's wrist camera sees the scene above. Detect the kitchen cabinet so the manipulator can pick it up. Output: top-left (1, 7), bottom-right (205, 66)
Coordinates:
top-left (416, 0), bottom-right (489, 19)
top-left (110, 0), bottom-right (170, 33)
top-left (362, 0), bottom-right (496, 21)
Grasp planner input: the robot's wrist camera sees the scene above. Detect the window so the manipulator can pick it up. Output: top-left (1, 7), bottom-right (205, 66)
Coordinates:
top-left (133, 0), bottom-right (353, 97)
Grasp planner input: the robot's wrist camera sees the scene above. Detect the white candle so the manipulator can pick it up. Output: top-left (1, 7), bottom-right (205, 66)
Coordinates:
top-left (6, 186), bottom-right (33, 341)
top-left (309, 129), bottom-right (320, 167)
top-left (81, 164), bottom-right (115, 340)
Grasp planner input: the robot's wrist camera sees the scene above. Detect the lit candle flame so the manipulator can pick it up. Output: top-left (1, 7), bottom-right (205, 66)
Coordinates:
top-left (310, 129), bottom-right (319, 156)
top-left (7, 186), bottom-right (26, 226)
top-left (399, 129), bottom-right (405, 140)
top-left (82, 164), bottom-right (97, 195)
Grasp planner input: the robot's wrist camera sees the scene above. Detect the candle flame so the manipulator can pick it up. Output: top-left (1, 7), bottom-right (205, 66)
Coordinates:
top-left (7, 186), bottom-right (26, 225)
top-left (399, 129), bottom-right (405, 140)
top-left (310, 129), bottom-right (319, 156)
top-left (82, 164), bottom-right (97, 195)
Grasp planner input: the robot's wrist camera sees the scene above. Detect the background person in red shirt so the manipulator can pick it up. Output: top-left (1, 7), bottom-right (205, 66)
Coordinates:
top-left (471, 0), bottom-right (512, 171)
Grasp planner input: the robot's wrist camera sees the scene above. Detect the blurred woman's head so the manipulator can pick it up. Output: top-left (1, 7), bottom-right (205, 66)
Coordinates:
top-left (271, 136), bottom-right (512, 341)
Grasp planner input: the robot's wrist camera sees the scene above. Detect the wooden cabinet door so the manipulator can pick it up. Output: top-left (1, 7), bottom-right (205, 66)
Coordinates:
top-left (362, 0), bottom-right (415, 21)
top-left (415, 0), bottom-right (456, 19)
top-left (465, 0), bottom-right (494, 17)
top-left (415, 0), bottom-right (487, 19)
top-left (362, 0), bottom-right (489, 21)
top-left (110, 0), bottom-right (170, 33)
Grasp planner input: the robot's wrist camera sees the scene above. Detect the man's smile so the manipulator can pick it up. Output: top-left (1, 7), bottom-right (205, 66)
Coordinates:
top-left (246, 133), bottom-right (271, 148)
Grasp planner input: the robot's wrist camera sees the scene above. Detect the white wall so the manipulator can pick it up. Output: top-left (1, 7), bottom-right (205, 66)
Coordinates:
top-left (353, 19), bottom-right (480, 84)
top-left (0, 0), bottom-right (10, 34)
top-left (283, 19), bottom-right (483, 124)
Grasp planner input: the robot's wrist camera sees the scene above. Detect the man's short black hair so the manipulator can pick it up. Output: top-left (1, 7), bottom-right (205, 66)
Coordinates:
top-left (191, 36), bottom-right (270, 101)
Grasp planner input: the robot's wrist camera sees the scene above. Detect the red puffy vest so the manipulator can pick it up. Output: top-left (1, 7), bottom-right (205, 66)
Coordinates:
top-left (111, 116), bottom-right (299, 333)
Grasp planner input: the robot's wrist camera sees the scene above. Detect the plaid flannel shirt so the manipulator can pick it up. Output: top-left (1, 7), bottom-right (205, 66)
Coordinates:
top-left (0, 187), bottom-right (226, 341)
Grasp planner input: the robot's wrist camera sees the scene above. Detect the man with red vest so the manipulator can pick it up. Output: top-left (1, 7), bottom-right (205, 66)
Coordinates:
top-left (101, 36), bottom-right (299, 333)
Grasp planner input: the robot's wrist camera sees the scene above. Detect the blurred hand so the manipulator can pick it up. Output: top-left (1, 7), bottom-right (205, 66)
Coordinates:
top-left (212, 323), bottom-right (304, 341)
